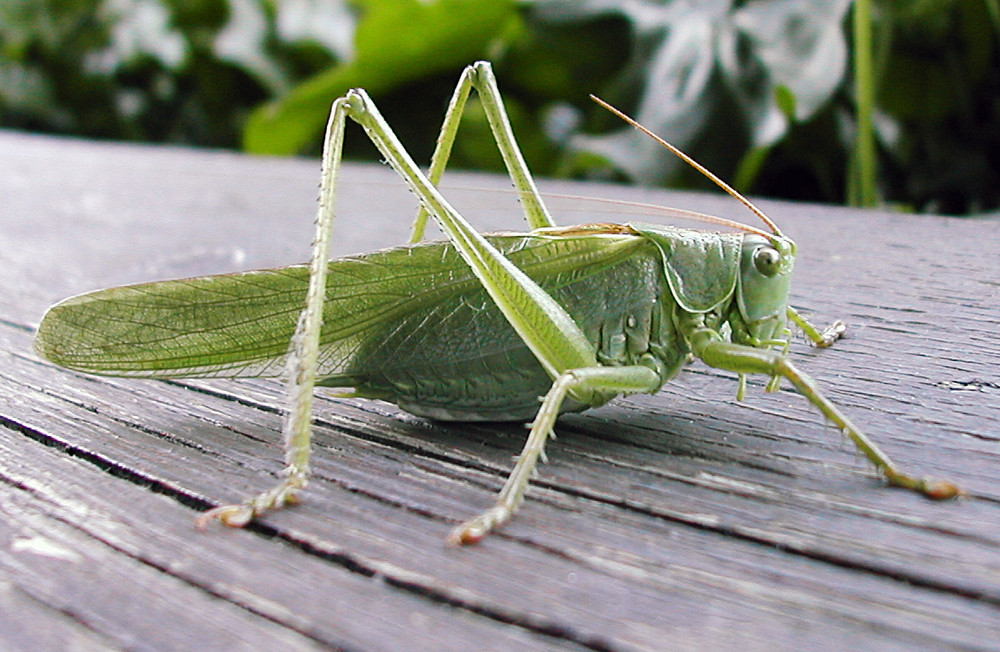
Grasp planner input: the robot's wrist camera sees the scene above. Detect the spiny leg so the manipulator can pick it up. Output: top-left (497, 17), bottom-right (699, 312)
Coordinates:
top-left (344, 84), bottom-right (599, 379)
top-left (447, 364), bottom-right (663, 546)
top-left (758, 308), bottom-right (843, 395)
top-left (196, 95), bottom-right (351, 528)
top-left (788, 306), bottom-right (847, 349)
top-left (689, 328), bottom-right (961, 500)
top-left (410, 61), bottom-right (555, 243)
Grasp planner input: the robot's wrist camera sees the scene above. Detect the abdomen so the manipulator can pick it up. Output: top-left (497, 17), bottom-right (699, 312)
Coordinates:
top-left (337, 252), bottom-right (680, 421)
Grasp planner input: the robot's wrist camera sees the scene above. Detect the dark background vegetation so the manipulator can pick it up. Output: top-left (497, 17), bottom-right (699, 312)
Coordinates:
top-left (2, 0), bottom-right (998, 214)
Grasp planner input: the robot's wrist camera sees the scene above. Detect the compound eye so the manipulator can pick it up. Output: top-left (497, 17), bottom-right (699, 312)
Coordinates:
top-left (753, 246), bottom-right (781, 276)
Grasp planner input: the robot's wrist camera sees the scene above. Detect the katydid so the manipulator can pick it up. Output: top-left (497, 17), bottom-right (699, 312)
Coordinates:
top-left (34, 62), bottom-right (960, 545)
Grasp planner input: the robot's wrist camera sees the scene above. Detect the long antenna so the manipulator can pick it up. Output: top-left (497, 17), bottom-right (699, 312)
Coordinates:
top-left (528, 191), bottom-right (775, 238)
top-left (589, 95), bottom-right (783, 237)
top-left (438, 184), bottom-right (775, 238)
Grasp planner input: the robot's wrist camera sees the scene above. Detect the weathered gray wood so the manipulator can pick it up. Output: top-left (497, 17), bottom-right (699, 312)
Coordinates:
top-left (1, 129), bottom-right (998, 651)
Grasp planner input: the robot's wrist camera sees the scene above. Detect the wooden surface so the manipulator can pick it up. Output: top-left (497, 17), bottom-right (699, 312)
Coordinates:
top-left (1, 129), bottom-right (999, 651)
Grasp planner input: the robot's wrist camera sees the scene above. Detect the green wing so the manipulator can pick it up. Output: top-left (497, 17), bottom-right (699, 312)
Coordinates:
top-left (35, 231), bottom-right (646, 380)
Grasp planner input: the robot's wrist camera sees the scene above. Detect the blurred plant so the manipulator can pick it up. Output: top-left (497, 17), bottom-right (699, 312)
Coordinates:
top-left (242, 0), bottom-right (518, 154)
top-left (1, 0), bottom-right (997, 213)
top-left (867, 0), bottom-right (1000, 213)
top-left (531, 0), bottom-right (1000, 213)
top-left (540, 1), bottom-right (855, 193)
top-left (0, 0), bottom-right (365, 146)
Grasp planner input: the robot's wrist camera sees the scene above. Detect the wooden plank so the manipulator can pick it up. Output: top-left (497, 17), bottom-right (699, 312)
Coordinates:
top-left (1, 129), bottom-right (999, 650)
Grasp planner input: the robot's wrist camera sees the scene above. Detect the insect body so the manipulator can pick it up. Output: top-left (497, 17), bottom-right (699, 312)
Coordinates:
top-left (34, 62), bottom-right (960, 545)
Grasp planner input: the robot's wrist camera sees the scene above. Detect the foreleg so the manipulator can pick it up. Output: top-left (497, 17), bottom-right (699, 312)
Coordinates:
top-left (690, 327), bottom-right (961, 500)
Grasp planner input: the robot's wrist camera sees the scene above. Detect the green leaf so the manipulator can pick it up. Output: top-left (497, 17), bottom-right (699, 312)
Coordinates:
top-left (773, 83), bottom-right (796, 121)
top-left (570, 4), bottom-right (727, 185)
top-left (719, 0), bottom-right (851, 147)
top-left (733, 143), bottom-right (772, 193)
top-left (243, 0), bottom-right (517, 155)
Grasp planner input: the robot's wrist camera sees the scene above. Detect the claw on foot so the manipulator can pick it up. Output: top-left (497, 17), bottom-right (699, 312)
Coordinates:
top-left (885, 469), bottom-right (964, 500)
top-left (195, 478), bottom-right (306, 530)
top-left (445, 506), bottom-right (512, 546)
top-left (816, 320), bottom-right (847, 348)
top-left (195, 504), bottom-right (256, 530)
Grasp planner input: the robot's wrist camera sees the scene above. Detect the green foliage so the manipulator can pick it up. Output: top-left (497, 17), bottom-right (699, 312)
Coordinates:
top-left (873, 0), bottom-right (1000, 213)
top-left (1, 0), bottom-right (264, 145)
top-left (243, 0), bottom-right (518, 154)
top-left (2, 0), bottom-right (998, 213)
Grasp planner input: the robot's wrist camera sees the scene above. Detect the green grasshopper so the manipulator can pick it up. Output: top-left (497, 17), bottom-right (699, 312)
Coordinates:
top-left (34, 62), bottom-right (960, 545)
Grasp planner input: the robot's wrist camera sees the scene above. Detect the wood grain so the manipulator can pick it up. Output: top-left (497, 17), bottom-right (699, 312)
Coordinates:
top-left (1, 130), bottom-right (998, 651)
